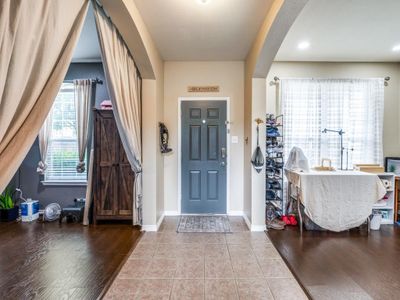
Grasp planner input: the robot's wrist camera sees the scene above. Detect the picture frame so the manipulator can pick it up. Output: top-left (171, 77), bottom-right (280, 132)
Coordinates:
top-left (385, 157), bottom-right (400, 175)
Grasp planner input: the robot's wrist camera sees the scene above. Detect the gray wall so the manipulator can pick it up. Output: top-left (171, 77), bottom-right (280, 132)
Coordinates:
top-left (11, 63), bottom-right (109, 208)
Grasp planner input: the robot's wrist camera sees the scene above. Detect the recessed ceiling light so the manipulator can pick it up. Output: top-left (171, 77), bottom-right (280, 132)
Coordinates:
top-left (298, 41), bottom-right (310, 50)
top-left (392, 44), bottom-right (400, 52)
top-left (197, 0), bottom-right (210, 4)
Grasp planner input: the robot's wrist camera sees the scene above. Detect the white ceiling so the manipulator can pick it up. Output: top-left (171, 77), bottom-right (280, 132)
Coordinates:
top-left (275, 0), bottom-right (400, 62)
top-left (72, 4), bottom-right (102, 62)
top-left (133, 0), bottom-right (274, 61)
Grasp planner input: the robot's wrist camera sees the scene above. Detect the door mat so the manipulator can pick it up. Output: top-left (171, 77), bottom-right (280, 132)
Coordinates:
top-left (177, 215), bottom-right (232, 233)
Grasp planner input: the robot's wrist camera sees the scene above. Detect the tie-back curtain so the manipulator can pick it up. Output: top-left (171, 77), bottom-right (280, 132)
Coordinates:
top-left (74, 79), bottom-right (92, 173)
top-left (93, 2), bottom-right (143, 225)
top-left (37, 108), bottom-right (53, 175)
top-left (282, 78), bottom-right (384, 169)
top-left (0, 0), bottom-right (89, 193)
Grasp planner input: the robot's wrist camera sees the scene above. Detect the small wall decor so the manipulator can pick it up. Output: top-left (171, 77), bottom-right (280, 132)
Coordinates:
top-left (159, 122), bottom-right (172, 154)
top-left (187, 86), bottom-right (220, 93)
top-left (251, 118), bottom-right (264, 173)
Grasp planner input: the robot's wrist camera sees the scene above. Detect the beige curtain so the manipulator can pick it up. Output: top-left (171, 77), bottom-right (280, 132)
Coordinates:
top-left (37, 108), bottom-right (53, 175)
top-left (0, 0), bottom-right (89, 193)
top-left (74, 79), bottom-right (92, 173)
top-left (93, 3), bottom-right (143, 225)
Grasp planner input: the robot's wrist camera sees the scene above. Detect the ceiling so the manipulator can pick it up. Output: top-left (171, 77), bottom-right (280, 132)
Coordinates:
top-left (133, 0), bottom-right (274, 61)
top-left (275, 0), bottom-right (400, 62)
top-left (72, 4), bottom-right (102, 62)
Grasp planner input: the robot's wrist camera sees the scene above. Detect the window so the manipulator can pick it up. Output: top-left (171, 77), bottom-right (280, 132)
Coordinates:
top-left (45, 82), bottom-right (87, 183)
top-left (281, 78), bottom-right (384, 169)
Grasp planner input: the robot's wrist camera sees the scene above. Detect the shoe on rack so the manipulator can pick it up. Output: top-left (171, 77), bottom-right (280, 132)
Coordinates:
top-left (267, 129), bottom-right (280, 137)
top-left (266, 218), bottom-right (285, 230)
top-left (268, 180), bottom-right (281, 190)
top-left (266, 159), bottom-right (275, 167)
top-left (275, 218), bottom-right (287, 226)
top-left (289, 215), bottom-right (298, 226)
top-left (266, 190), bottom-right (277, 199)
top-left (267, 127), bottom-right (278, 133)
top-left (281, 215), bottom-right (291, 225)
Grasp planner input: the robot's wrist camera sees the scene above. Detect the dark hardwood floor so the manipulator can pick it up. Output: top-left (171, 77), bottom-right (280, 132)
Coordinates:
top-left (267, 225), bottom-right (400, 299)
top-left (0, 221), bottom-right (141, 300)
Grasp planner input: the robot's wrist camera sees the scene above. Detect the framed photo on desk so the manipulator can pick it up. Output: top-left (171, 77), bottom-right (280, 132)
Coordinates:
top-left (385, 157), bottom-right (400, 175)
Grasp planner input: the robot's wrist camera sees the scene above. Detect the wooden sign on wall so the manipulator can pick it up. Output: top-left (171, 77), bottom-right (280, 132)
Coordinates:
top-left (187, 85), bottom-right (220, 93)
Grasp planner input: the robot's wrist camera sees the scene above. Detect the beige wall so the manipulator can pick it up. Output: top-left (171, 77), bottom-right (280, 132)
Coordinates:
top-left (267, 62), bottom-right (400, 158)
top-left (244, 0), bottom-right (285, 228)
top-left (163, 61), bottom-right (245, 214)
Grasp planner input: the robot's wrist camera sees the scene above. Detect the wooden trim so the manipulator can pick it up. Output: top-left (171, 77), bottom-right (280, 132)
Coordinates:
top-left (395, 177), bottom-right (399, 223)
top-left (266, 231), bottom-right (313, 299)
top-left (97, 228), bottom-right (143, 299)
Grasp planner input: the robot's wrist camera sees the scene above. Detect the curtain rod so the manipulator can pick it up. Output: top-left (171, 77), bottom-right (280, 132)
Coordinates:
top-left (270, 76), bottom-right (390, 86)
top-left (64, 78), bottom-right (103, 85)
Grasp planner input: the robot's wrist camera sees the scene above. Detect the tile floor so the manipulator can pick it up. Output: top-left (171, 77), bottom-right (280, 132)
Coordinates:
top-left (105, 217), bottom-right (308, 299)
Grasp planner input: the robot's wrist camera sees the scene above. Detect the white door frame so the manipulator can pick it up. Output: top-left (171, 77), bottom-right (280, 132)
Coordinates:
top-left (178, 97), bottom-right (231, 215)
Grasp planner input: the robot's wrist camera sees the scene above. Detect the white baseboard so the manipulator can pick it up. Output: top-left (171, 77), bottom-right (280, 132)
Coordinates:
top-left (164, 211), bottom-right (180, 216)
top-left (156, 213), bottom-right (165, 230)
top-left (242, 213), bottom-right (265, 232)
top-left (227, 211), bottom-right (243, 216)
top-left (250, 224), bottom-right (267, 231)
top-left (141, 224), bottom-right (157, 231)
top-left (243, 213), bottom-right (251, 230)
top-left (142, 213), bottom-right (165, 232)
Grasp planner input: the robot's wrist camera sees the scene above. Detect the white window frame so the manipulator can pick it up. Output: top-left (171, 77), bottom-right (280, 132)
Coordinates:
top-left (41, 82), bottom-right (87, 186)
top-left (281, 78), bottom-right (384, 169)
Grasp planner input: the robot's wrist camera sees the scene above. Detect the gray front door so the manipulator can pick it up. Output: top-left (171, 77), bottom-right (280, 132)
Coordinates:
top-left (181, 101), bottom-right (227, 214)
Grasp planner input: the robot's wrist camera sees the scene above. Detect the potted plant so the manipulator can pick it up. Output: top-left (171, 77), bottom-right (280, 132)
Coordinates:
top-left (0, 188), bottom-right (18, 222)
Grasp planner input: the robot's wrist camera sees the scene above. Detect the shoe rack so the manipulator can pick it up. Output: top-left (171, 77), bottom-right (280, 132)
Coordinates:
top-left (265, 114), bottom-right (285, 217)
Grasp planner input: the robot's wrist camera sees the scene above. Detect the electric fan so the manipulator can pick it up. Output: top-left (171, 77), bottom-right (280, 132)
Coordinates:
top-left (44, 203), bottom-right (61, 221)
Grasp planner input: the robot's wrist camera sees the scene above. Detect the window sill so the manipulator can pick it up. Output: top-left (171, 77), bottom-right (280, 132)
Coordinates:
top-left (41, 181), bottom-right (87, 187)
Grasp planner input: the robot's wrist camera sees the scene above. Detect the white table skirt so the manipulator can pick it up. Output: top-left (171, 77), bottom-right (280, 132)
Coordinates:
top-left (285, 170), bottom-right (386, 232)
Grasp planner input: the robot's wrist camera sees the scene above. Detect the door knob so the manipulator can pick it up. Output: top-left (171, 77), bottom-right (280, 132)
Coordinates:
top-left (221, 161), bottom-right (226, 167)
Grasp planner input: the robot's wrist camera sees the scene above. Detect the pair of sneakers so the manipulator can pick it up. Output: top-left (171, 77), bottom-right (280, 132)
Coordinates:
top-left (281, 215), bottom-right (297, 226)
top-left (267, 179), bottom-right (281, 190)
top-left (265, 204), bottom-right (286, 230)
top-left (267, 127), bottom-right (281, 137)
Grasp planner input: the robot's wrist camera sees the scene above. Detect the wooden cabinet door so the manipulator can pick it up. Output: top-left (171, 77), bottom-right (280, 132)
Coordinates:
top-left (117, 140), bottom-right (134, 216)
top-left (95, 111), bottom-right (118, 216)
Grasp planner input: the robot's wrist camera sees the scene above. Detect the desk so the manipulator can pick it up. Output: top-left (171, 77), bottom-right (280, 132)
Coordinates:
top-left (285, 170), bottom-right (386, 232)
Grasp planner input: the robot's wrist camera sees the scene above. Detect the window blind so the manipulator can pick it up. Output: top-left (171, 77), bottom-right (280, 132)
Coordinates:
top-left (45, 82), bottom-right (86, 182)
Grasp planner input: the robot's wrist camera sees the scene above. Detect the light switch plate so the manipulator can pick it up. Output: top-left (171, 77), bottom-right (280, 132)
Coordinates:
top-left (231, 136), bottom-right (239, 144)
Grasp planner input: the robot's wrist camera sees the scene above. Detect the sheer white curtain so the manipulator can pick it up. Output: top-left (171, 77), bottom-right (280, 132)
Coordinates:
top-left (37, 108), bottom-right (53, 175)
top-left (0, 0), bottom-right (89, 193)
top-left (282, 79), bottom-right (322, 167)
top-left (74, 79), bottom-right (92, 173)
top-left (93, 3), bottom-right (143, 225)
top-left (282, 78), bottom-right (384, 169)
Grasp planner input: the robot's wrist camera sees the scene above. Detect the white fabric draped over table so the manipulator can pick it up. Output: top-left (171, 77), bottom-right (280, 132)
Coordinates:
top-left (93, 3), bottom-right (143, 225)
top-left (286, 170), bottom-right (386, 232)
top-left (74, 79), bottom-right (92, 173)
top-left (0, 0), bottom-right (89, 192)
top-left (37, 108), bottom-right (53, 175)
